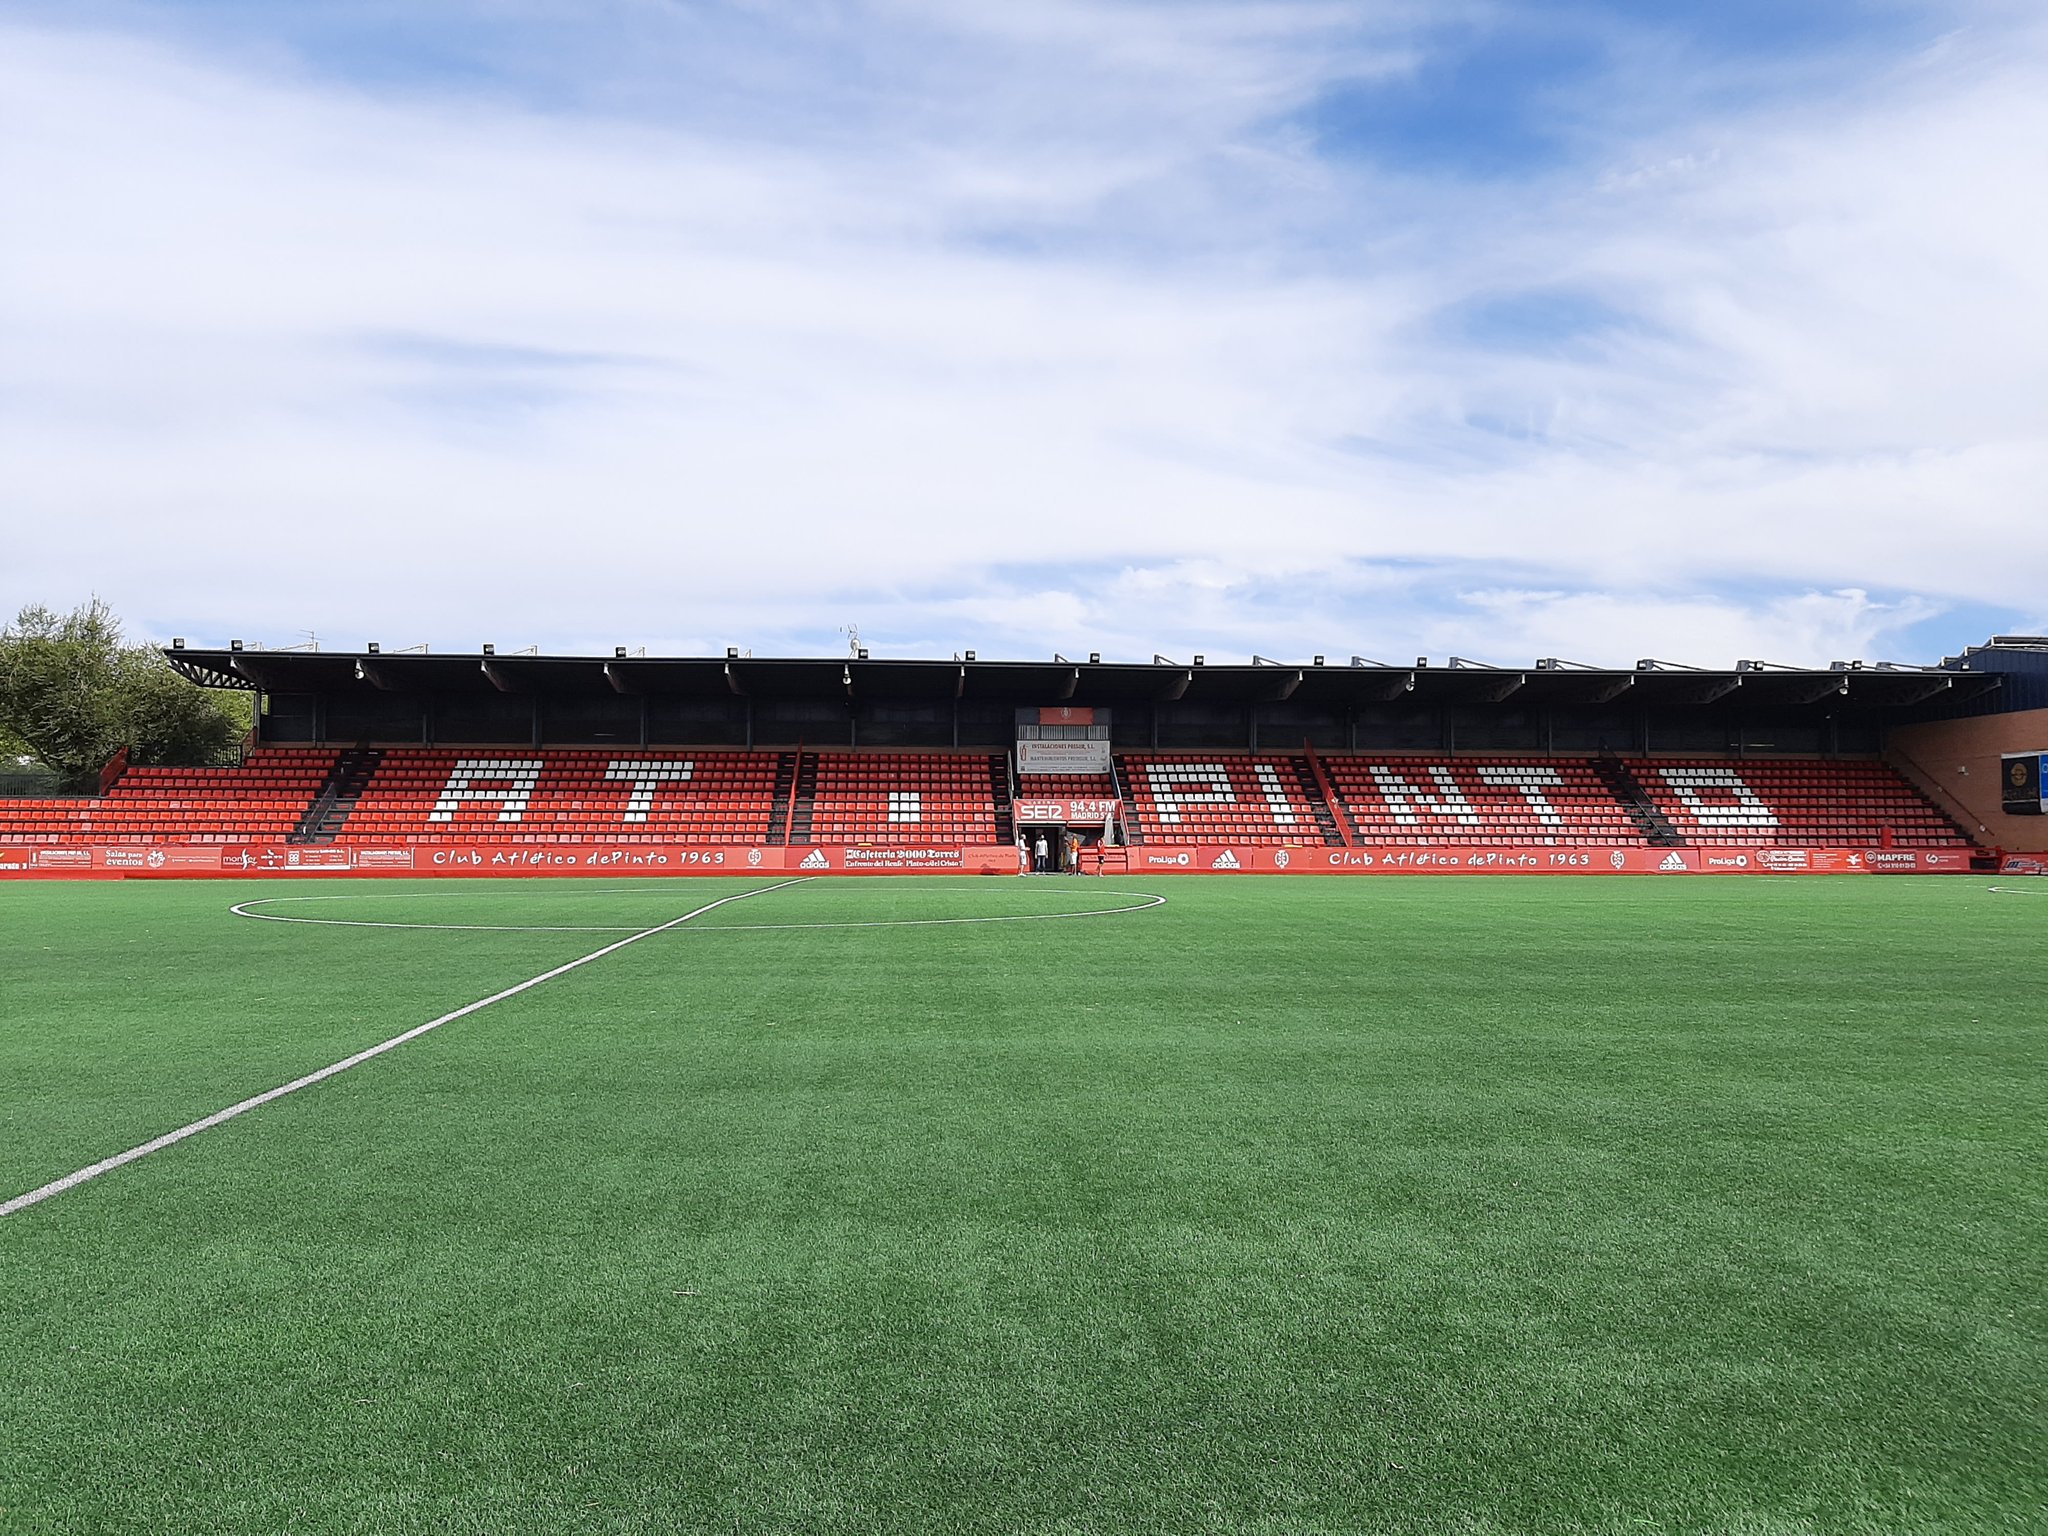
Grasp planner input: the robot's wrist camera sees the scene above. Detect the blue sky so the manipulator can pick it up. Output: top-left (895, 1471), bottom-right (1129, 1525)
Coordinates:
top-left (2, 0), bottom-right (2043, 665)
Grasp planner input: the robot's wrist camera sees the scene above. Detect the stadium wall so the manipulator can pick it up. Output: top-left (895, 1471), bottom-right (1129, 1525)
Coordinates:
top-left (1886, 707), bottom-right (2048, 853)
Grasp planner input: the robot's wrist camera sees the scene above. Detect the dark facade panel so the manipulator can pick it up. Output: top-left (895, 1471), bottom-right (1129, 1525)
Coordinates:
top-left (648, 697), bottom-right (749, 747)
top-left (1351, 704), bottom-right (1442, 752)
top-left (754, 697), bottom-right (852, 746)
top-left (1549, 707), bottom-right (1640, 754)
top-left (541, 694), bottom-right (643, 746)
top-left (1646, 710), bottom-right (1731, 754)
top-left (1254, 702), bottom-right (1345, 752)
top-left (855, 701), bottom-right (953, 748)
top-left (1157, 702), bottom-right (1247, 749)
top-left (328, 694), bottom-right (426, 744)
top-left (436, 693), bottom-right (538, 746)
top-left (262, 693), bottom-right (318, 743)
top-left (956, 702), bottom-right (1014, 748)
top-left (1451, 706), bottom-right (1541, 752)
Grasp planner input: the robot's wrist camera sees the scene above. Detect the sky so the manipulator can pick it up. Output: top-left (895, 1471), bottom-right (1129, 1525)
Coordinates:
top-left (2, 0), bottom-right (2044, 668)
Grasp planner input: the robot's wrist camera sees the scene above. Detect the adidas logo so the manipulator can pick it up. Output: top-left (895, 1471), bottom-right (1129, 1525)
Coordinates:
top-left (1658, 852), bottom-right (1686, 872)
top-left (799, 849), bottom-right (830, 869)
top-left (1211, 850), bottom-right (1242, 870)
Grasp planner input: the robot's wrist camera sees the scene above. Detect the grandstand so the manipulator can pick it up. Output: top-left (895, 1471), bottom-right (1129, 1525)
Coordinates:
top-left (4, 639), bottom-right (2043, 872)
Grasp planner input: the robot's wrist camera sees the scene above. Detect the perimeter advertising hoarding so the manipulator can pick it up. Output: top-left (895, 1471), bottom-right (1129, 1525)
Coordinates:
top-left (1127, 845), bottom-right (1717, 874)
top-left (0, 843), bottom-right (1020, 878)
top-left (0, 841), bottom-right (1978, 878)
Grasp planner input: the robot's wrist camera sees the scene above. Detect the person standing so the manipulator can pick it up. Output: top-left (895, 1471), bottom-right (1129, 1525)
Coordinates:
top-left (1032, 831), bottom-right (1050, 874)
top-left (1016, 833), bottom-right (1030, 876)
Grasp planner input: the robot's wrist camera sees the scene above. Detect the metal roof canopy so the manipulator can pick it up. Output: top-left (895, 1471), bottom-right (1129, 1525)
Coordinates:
top-left (163, 648), bottom-right (1995, 714)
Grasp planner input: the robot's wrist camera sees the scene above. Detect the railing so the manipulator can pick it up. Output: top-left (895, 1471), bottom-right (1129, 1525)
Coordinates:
top-left (1883, 744), bottom-right (1992, 842)
top-left (1301, 742), bottom-right (1356, 848)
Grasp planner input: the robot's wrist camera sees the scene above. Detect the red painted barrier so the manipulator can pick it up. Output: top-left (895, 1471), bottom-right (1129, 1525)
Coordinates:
top-left (0, 842), bottom-right (1024, 878)
top-left (0, 840), bottom-right (1985, 880)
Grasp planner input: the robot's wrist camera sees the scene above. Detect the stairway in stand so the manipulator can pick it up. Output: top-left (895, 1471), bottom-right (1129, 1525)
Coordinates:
top-left (1591, 757), bottom-right (1683, 846)
top-left (1288, 756), bottom-right (1349, 846)
top-left (785, 753), bottom-right (819, 844)
top-left (990, 755), bottom-right (1016, 845)
top-left (766, 751), bottom-right (797, 845)
top-left (290, 748), bottom-right (384, 844)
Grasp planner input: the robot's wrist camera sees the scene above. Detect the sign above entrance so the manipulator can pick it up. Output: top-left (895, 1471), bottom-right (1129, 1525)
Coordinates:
top-left (1018, 740), bottom-right (1112, 774)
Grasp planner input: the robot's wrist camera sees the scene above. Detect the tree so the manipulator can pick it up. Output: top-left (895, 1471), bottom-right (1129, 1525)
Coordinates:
top-left (0, 599), bottom-right (252, 787)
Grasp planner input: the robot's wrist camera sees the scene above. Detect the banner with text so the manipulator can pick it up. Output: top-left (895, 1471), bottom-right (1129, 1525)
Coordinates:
top-left (1012, 797), bottom-right (1121, 825)
top-left (0, 841), bottom-right (1983, 879)
top-left (1016, 740), bottom-right (1112, 775)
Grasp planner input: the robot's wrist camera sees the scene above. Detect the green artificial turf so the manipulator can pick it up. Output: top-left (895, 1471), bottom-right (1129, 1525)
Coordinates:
top-left (0, 874), bottom-right (2042, 1535)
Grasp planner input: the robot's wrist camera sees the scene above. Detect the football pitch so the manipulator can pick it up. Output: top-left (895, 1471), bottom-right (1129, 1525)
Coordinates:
top-left (1, 874), bottom-right (2041, 1535)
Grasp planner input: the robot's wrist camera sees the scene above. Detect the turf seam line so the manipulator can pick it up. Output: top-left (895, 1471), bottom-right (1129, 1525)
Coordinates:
top-left (226, 888), bottom-right (1169, 934)
top-left (0, 877), bottom-right (813, 1220)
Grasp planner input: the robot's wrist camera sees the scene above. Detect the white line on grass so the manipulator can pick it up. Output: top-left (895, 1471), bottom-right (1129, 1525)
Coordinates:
top-left (228, 888), bottom-right (1168, 934)
top-left (0, 877), bottom-right (811, 1219)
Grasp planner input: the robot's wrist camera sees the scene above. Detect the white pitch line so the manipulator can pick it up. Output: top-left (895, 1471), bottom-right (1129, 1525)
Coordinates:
top-left (227, 889), bottom-right (1169, 934)
top-left (0, 877), bottom-right (811, 1219)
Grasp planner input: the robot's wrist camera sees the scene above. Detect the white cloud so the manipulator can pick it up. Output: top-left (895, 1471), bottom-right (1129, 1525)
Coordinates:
top-left (0, 3), bottom-right (2043, 667)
